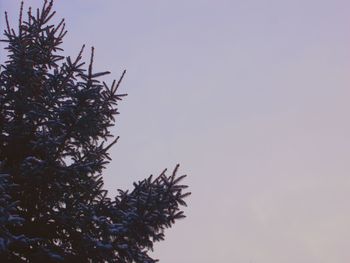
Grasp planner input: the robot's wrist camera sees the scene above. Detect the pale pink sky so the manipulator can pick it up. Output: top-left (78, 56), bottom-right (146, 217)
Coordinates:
top-left (2, 1), bottom-right (350, 262)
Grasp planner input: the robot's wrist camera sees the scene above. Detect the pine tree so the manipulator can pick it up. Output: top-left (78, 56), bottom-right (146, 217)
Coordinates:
top-left (0, 1), bottom-right (190, 262)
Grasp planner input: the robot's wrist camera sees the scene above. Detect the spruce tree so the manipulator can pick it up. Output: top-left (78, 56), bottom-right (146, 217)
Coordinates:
top-left (0, 1), bottom-right (190, 262)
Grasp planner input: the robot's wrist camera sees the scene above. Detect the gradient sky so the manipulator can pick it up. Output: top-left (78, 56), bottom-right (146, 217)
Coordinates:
top-left (2, 1), bottom-right (350, 262)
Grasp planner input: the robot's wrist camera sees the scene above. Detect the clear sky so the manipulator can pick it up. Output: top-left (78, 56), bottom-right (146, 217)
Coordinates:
top-left (1, 1), bottom-right (350, 262)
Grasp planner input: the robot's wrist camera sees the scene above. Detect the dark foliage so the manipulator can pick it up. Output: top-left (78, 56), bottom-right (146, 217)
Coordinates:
top-left (0, 1), bottom-right (190, 262)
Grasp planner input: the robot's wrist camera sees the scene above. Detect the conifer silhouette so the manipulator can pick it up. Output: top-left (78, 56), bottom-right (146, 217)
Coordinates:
top-left (0, 1), bottom-right (190, 262)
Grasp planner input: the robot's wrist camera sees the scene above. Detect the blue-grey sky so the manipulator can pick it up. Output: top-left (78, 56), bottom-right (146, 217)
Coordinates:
top-left (2, 1), bottom-right (350, 262)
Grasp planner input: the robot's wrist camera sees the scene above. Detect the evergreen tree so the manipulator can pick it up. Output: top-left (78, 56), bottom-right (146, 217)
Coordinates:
top-left (0, 1), bottom-right (190, 262)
